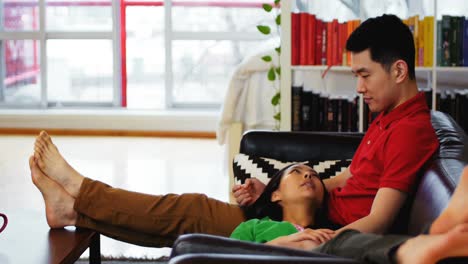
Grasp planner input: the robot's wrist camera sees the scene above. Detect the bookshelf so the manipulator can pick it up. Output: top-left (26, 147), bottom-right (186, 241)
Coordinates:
top-left (279, 0), bottom-right (468, 133)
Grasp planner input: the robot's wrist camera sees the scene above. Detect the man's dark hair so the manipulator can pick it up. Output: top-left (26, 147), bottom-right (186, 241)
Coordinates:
top-left (346, 14), bottom-right (416, 80)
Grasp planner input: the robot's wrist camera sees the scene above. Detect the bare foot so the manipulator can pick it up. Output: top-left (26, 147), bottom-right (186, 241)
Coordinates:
top-left (29, 156), bottom-right (77, 228)
top-left (430, 166), bottom-right (468, 234)
top-left (397, 223), bottom-right (468, 264)
top-left (34, 131), bottom-right (84, 197)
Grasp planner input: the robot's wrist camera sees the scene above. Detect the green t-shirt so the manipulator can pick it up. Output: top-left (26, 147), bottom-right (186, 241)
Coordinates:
top-left (230, 217), bottom-right (299, 243)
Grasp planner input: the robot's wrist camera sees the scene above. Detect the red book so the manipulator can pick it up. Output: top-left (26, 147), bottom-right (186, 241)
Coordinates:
top-left (315, 19), bottom-right (323, 65)
top-left (299, 13), bottom-right (309, 65)
top-left (321, 21), bottom-right (328, 65)
top-left (307, 14), bottom-right (316, 65)
top-left (346, 20), bottom-right (354, 66)
top-left (291, 13), bottom-right (300, 65)
top-left (327, 21), bottom-right (333, 66)
top-left (338, 22), bottom-right (347, 65)
top-left (331, 19), bottom-right (339, 65)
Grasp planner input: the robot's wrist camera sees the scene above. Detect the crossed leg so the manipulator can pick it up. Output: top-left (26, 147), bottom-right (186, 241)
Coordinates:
top-left (29, 155), bottom-right (77, 228)
top-left (30, 131), bottom-right (245, 246)
top-left (33, 131), bottom-right (84, 198)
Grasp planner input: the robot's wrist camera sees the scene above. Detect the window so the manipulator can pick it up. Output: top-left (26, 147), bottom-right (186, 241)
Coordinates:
top-left (125, 0), bottom-right (276, 109)
top-left (0, 1), bottom-right (277, 109)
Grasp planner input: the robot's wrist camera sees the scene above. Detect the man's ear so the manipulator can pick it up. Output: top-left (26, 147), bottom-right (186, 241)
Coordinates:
top-left (393, 60), bottom-right (408, 83)
top-left (271, 190), bottom-right (281, 203)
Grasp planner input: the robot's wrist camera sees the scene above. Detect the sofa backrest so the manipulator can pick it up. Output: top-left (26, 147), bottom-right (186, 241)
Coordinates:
top-left (407, 111), bottom-right (468, 235)
top-left (240, 131), bottom-right (363, 161)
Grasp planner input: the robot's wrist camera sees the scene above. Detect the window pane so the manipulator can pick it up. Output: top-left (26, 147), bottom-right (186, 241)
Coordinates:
top-left (47, 39), bottom-right (113, 103)
top-left (126, 6), bottom-right (165, 109)
top-left (46, 0), bottom-right (112, 31)
top-left (1, 39), bottom-right (41, 104)
top-left (172, 39), bottom-right (274, 105)
top-left (1, 0), bottom-right (39, 31)
top-left (172, 1), bottom-right (276, 32)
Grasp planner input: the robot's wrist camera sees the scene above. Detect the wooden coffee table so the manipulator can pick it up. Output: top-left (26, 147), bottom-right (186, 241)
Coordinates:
top-left (0, 210), bottom-right (101, 264)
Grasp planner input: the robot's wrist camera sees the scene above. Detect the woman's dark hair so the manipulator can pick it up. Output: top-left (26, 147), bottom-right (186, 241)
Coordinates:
top-left (346, 14), bottom-right (416, 80)
top-left (244, 163), bottom-right (329, 227)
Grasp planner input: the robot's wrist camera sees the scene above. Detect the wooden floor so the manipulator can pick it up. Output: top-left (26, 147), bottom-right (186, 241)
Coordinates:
top-left (0, 135), bottom-right (228, 259)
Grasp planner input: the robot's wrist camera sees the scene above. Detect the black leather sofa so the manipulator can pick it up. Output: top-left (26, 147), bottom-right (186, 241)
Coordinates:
top-left (169, 111), bottom-right (468, 264)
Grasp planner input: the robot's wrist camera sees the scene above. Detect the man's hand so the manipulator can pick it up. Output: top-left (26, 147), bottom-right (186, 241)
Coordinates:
top-left (265, 229), bottom-right (335, 250)
top-left (232, 178), bottom-right (265, 206)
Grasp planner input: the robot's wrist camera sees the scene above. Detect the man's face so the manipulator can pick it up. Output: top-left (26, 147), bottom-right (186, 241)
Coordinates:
top-left (351, 49), bottom-right (401, 113)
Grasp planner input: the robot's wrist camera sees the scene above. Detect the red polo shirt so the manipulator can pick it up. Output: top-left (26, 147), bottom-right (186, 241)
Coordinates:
top-left (327, 92), bottom-right (439, 226)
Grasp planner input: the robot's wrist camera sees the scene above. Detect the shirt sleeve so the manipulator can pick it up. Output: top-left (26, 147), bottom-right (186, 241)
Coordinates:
top-left (379, 122), bottom-right (438, 192)
top-left (229, 219), bottom-right (258, 242)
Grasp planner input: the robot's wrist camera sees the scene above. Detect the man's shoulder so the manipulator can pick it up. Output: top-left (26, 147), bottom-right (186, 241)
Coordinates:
top-left (386, 118), bottom-right (438, 151)
top-left (391, 110), bottom-right (433, 131)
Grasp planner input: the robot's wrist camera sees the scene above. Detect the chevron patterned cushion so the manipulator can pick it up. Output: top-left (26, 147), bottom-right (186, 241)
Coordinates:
top-left (233, 153), bottom-right (352, 185)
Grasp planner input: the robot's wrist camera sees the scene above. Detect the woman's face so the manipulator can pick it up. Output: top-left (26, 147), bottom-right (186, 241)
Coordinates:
top-left (271, 164), bottom-right (324, 207)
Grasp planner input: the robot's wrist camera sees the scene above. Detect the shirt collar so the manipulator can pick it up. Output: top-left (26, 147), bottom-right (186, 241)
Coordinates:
top-left (375, 92), bottom-right (429, 130)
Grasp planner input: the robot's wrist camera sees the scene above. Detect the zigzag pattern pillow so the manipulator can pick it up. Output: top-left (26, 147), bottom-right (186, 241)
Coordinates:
top-left (233, 153), bottom-right (352, 185)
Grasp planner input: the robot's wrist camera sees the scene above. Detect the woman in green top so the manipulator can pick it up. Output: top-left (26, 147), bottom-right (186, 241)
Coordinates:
top-left (230, 163), bottom-right (335, 248)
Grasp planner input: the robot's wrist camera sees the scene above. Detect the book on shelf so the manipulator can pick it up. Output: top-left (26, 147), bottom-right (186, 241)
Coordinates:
top-left (424, 16), bottom-right (435, 67)
top-left (436, 89), bottom-right (468, 133)
top-left (290, 13), bottom-right (360, 66)
top-left (292, 13), bottom-right (468, 67)
top-left (441, 15), bottom-right (451, 66)
top-left (463, 19), bottom-right (468, 66)
top-left (290, 84), bottom-right (359, 132)
top-left (437, 20), bottom-right (442, 66)
top-left (439, 15), bottom-right (468, 66)
top-left (299, 12), bottom-right (309, 65)
top-left (291, 85), bottom-right (302, 131)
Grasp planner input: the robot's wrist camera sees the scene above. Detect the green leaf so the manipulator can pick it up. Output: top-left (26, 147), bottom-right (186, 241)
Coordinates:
top-left (262, 3), bottom-right (273, 12)
top-left (262, 55), bottom-right (272, 62)
top-left (268, 67), bottom-right (276, 81)
top-left (273, 112), bottom-right (281, 121)
top-left (275, 46), bottom-right (281, 54)
top-left (257, 25), bottom-right (271, 35)
top-left (274, 0), bottom-right (281, 5)
top-left (275, 66), bottom-right (281, 76)
top-left (275, 14), bottom-right (281, 26)
top-left (271, 92), bottom-right (281, 106)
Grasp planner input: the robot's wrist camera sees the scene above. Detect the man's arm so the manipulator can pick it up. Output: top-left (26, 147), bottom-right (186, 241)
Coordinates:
top-left (323, 167), bottom-right (352, 192)
top-left (336, 187), bottom-right (407, 234)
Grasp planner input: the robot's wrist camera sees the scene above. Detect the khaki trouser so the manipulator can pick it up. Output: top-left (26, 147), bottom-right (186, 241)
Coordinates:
top-left (74, 178), bottom-right (246, 247)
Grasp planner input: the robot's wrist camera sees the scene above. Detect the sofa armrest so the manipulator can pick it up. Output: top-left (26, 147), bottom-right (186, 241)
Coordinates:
top-left (170, 234), bottom-right (332, 259)
top-left (240, 131), bottom-right (363, 161)
top-left (170, 234), bottom-right (359, 264)
top-left (169, 253), bottom-right (360, 264)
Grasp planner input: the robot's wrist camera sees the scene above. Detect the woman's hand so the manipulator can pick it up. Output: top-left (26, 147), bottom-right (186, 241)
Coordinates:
top-left (232, 178), bottom-right (265, 206)
top-left (301, 228), bottom-right (335, 244)
top-left (265, 229), bottom-right (335, 250)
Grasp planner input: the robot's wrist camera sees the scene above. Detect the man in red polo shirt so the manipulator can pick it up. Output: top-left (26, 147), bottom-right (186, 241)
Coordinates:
top-left (235, 14), bottom-right (439, 238)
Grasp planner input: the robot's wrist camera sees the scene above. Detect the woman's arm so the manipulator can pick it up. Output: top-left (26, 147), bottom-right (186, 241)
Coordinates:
top-left (266, 229), bottom-right (334, 249)
top-left (232, 178), bottom-right (266, 206)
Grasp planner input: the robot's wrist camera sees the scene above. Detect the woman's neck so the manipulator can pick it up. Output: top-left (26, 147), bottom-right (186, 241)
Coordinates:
top-left (281, 201), bottom-right (318, 228)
